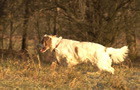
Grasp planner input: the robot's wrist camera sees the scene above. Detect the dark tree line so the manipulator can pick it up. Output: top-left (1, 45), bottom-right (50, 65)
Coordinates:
top-left (0, 0), bottom-right (139, 60)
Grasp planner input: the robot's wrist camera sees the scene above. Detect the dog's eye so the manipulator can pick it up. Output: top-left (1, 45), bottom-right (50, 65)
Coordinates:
top-left (45, 37), bottom-right (49, 40)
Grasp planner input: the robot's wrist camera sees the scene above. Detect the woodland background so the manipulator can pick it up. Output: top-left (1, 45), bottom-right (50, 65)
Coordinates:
top-left (0, 0), bottom-right (140, 89)
top-left (0, 0), bottom-right (140, 60)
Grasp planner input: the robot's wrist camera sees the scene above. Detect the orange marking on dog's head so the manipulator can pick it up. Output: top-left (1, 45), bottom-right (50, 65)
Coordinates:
top-left (40, 35), bottom-right (52, 53)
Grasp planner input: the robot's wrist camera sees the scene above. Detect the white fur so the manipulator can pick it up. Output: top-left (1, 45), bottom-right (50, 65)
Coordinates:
top-left (106, 46), bottom-right (128, 64)
top-left (42, 35), bottom-right (128, 74)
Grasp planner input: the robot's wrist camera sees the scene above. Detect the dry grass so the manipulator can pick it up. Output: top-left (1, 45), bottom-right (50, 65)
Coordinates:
top-left (0, 55), bottom-right (139, 89)
top-left (0, 38), bottom-right (139, 89)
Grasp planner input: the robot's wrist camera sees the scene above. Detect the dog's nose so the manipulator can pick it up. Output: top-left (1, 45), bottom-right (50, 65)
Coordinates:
top-left (37, 44), bottom-right (44, 49)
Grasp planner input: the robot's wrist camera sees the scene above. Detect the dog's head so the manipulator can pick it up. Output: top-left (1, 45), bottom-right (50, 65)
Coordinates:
top-left (38, 34), bottom-right (52, 53)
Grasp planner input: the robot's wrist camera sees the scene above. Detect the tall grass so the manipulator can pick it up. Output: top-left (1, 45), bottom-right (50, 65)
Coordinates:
top-left (0, 55), bottom-right (139, 89)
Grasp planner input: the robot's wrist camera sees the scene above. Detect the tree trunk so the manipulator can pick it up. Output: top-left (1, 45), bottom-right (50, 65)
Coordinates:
top-left (0, 0), bottom-right (7, 49)
top-left (35, 18), bottom-right (43, 62)
top-left (125, 28), bottom-right (137, 61)
top-left (0, 26), bottom-right (2, 49)
top-left (0, 22), bottom-right (2, 49)
top-left (36, 20), bottom-right (41, 42)
top-left (125, 7), bottom-right (137, 61)
top-left (21, 0), bottom-right (29, 51)
top-left (53, 0), bottom-right (57, 35)
top-left (9, 20), bottom-right (13, 50)
top-left (1, 23), bottom-right (7, 49)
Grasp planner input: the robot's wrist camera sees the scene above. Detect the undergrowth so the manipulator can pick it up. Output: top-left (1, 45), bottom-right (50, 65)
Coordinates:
top-left (0, 56), bottom-right (139, 89)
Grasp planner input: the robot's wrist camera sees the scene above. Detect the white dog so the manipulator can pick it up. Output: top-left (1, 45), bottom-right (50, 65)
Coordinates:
top-left (39, 34), bottom-right (128, 74)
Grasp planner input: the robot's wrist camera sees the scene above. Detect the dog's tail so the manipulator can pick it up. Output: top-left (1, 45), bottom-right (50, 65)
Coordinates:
top-left (106, 46), bottom-right (128, 64)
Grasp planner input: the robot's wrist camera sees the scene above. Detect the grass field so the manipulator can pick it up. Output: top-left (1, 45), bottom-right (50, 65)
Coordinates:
top-left (0, 38), bottom-right (140, 89)
top-left (0, 53), bottom-right (139, 89)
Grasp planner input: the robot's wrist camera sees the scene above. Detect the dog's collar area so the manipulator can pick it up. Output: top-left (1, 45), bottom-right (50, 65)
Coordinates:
top-left (55, 39), bottom-right (62, 48)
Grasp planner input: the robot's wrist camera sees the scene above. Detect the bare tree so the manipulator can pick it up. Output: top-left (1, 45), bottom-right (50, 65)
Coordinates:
top-left (53, 0), bottom-right (58, 35)
top-left (125, 0), bottom-right (138, 60)
top-left (0, 0), bottom-right (138, 61)
top-left (22, 0), bottom-right (30, 51)
top-left (9, 19), bottom-right (13, 50)
top-left (0, 0), bottom-right (7, 49)
top-left (56, 0), bottom-right (133, 45)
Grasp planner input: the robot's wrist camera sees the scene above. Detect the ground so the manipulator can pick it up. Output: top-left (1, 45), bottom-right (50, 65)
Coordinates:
top-left (0, 36), bottom-right (140, 89)
top-left (0, 52), bottom-right (139, 89)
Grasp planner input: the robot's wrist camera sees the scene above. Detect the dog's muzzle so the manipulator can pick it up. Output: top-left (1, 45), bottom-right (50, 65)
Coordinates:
top-left (37, 44), bottom-right (47, 53)
top-left (37, 44), bottom-right (44, 49)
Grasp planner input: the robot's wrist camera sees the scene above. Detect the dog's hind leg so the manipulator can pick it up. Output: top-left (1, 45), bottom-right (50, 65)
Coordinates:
top-left (96, 52), bottom-right (115, 74)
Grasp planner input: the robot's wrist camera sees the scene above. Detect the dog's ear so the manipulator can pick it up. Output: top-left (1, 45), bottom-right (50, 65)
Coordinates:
top-left (49, 35), bottom-right (54, 37)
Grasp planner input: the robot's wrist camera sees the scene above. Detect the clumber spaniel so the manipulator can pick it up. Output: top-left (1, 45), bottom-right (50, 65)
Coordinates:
top-left (39, 34), bottom-right (128, 74)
